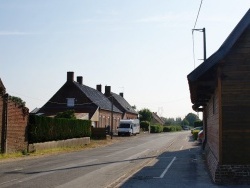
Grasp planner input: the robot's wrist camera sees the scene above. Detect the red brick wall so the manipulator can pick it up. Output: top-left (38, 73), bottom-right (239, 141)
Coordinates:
top-left (0, 96), bottom-right (29, 153)
top-left (98, 110), bottom-right (122, 132)
top-left (0, 97), bottom-right (3, 147)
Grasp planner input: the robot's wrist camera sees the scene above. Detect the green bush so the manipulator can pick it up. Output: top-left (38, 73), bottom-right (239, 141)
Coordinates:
top-left (140, 121), bottom-right (150, 131)
top-left (192, 130), bottom-right (200, 140)
top-left (194, 121), bottom-right (203, 128)
top-left (163, 125), bottom-right (182, 132)
top-left (163, 126), bottom-right (171, 132)
top-left (150, 124), bottom-right (163, 133)
top-left (28, 115), bottom-right (91, 143)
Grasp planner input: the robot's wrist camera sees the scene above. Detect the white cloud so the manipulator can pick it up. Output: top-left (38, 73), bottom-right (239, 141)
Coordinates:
top-left (0, 31), bottom-right (35, 36)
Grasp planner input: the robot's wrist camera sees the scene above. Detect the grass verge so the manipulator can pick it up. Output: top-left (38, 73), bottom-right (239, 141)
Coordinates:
top-left (0, 139), bottom-right (117, 162)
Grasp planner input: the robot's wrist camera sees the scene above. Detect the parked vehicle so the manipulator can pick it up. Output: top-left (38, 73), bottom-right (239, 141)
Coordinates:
top-left (191, 126), bottom-right (203, 134)
top-left (198, 130), bottom-right (204, 143)
top-left (182, 125), bottom-right (190, 130)
top-left (118, 119), bottom-right (140, 136)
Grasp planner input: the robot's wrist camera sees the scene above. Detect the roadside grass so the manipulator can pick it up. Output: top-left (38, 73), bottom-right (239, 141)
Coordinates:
top-left (0, 139), bottom-right (117, 161)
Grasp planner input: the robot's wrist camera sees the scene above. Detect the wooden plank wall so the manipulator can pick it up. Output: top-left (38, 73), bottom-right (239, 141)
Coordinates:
top-left (221, 27), bottom-right (250, 164)
top-left (206, 89), bottom-right (220, 162)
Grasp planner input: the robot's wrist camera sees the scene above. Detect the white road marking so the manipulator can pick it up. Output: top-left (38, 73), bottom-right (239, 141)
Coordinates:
top-left (180, 146), bottom-right (184, 150)
top-left (0, 179), bottom-right (18, 186)
top-left (154, 156), bottom-right (176, 179)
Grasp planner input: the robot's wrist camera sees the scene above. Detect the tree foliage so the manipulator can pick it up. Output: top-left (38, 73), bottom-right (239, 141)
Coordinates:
top-left (182, 119), bottom-right (189, 126)
top-left (9, 96), bottom-right (26, 107)
top-left (138, 108), bottom-right (152, 122)
top-left (55, 110), bottom-right (76, 119)
top-left (184, 113), bottom-right (200, 127)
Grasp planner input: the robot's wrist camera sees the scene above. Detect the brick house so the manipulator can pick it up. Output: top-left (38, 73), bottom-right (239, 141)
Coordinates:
top-left (36, 72), bottom-right (122, 129)
top-left (151, 112), bottom-right (164, 125)
top-left (187, 9), bottom-right (250, 184)
top-left (102, 85), bottom-right (138, 120)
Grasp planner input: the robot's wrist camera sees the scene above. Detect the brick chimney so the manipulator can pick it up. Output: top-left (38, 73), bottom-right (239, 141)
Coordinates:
top-left (77, 76), bottom-right (83, 85)
top-left (96, 84), bottom-right (102, 92)
top-left (67, 71), bottom-right (74, 82)
top-left (119, 92), bottom-right (124, 97)
top-left (105, 86), bottom-right (111, 95)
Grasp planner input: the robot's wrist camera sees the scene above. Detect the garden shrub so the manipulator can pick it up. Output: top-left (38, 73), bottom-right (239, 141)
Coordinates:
top-left (163, 125), bottom-right (182, 132)
top-left (28, 115), bottom-right (91, 143)
top-left (192, 130), bottom-right (200, 140)
top-left (150, 124), bottom-right (163, 133)
top-left (140, 121), bottom-right (150, 131)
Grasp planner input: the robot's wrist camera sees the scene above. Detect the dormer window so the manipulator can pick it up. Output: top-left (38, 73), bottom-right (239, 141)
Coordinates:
top-left (67, 98), bottom-right (75, 107)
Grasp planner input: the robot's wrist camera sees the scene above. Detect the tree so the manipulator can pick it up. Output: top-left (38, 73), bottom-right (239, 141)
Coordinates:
top-left (131, 105), bottom-right (137, 110)
top-left (55, 110), bottom-right (76, 119)
top-left (182, 119), bottom-right (189, 126)
top-left (184, 113), bottom-right (200, 127)
top-left (138, 108), bottom-right (152, 122)
top-left (175, 117), bottom-right (182, 125)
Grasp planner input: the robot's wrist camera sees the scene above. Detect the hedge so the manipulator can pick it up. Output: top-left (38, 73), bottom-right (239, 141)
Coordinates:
top-left (163, 125), bottom-right (182, 132)
top-left (140, 121), bottom-right (150, 131)
top-left (28, 115), bottom-right (91, 143)
top-left (150, 124), bottom-right (163, 133)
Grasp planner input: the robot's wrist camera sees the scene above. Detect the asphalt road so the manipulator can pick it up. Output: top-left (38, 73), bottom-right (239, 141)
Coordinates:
top-left (0, 132), bottom-right (248, 188)
top-left (0, 132), bottom-right (180, 188)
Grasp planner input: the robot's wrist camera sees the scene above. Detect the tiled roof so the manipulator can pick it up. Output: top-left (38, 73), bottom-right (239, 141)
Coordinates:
top-left (74, 82), bottom-right (122, 113)
top-left (111, 92), bottom-right (138, 114)
top-left (188, 9), bottom-right (250, 82)
top-left (0, 78), bottom-right (6, 95)
top-left (152, 112), bottom-right (164, 125)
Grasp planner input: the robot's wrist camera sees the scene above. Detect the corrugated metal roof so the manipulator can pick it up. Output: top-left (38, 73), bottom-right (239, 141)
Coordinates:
top-left (74, 82), bottom-right (122, 113)
top-left (188, 9), bottom-right (250, 82)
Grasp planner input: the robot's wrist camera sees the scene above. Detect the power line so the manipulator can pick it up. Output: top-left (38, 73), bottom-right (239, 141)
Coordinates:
top-left (192, 0), bottom-right (204, 68)
top-left (193, 0), bottom-right (204, 29)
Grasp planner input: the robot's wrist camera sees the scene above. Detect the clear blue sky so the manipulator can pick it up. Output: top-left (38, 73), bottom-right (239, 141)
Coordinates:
top-left (0, 1), bottom-right (249, 118)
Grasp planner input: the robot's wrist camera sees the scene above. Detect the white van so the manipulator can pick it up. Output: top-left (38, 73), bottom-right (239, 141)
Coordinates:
top-left (118, 119), bottom-right (140, 136)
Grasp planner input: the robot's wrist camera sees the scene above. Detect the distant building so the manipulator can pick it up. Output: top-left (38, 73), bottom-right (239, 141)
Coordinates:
top-left (151, 112), bottom-right (164, 125)
top-left (36, 72), bottom-right (122, 128)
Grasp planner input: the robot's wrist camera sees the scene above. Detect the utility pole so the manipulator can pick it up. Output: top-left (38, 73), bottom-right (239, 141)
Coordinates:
top-left (111, 96), bottom-right (113, 139)
top-left (192, 27), bottom-right (206, 61)
top-left (192, 27), bottom-right (207, 150)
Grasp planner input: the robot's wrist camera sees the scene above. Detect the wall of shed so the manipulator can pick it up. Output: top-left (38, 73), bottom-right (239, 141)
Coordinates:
top-left (221, 26), bottom-right (250, 165)
top-left (206, 89), bottom-right (220, 162)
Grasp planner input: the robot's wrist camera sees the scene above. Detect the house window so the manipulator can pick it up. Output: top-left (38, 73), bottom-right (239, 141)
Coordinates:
top-left (67, 98), bottom-right (75, 107)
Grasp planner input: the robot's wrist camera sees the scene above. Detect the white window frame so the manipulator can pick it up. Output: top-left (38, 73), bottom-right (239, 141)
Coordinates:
top-left (67, 98), bottom-right (75, 107)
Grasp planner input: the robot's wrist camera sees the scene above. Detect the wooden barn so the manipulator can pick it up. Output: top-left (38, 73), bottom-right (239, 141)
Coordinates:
top-left (187, 9), bottom-right (250, 184)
